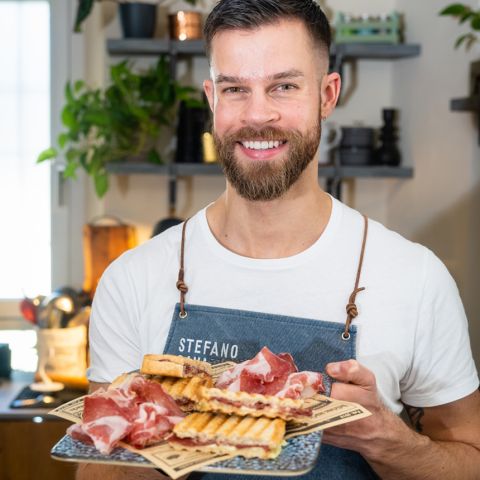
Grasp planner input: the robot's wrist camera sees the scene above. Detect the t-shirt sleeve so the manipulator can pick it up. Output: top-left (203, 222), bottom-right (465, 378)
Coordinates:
top-left (400, 249), bottom-right (479, 407)
top-left (87, 255), bottom-right (142, 383)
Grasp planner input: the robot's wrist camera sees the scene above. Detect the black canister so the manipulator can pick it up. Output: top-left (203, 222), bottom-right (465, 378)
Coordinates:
top-left (374, 109), bottom-right (401, 166)
top-left (119, 3), bottom-right (157, 39)
top-left (339, 127), bottom-right (375, 166)
top-left (175, 101), bottom-right (210, 163)
top-left (0, 343), bottom-right (11, 379)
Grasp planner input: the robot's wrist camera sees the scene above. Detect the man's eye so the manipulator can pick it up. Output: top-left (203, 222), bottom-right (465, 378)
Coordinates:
top-left (223, 87), bottom-right (244, 94)
top-left (276, 84), bottom-right (297, 92)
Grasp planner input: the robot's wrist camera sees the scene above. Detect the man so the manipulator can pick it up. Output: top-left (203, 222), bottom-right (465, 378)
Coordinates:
top-left (79, 1), bottom-right (480, 479)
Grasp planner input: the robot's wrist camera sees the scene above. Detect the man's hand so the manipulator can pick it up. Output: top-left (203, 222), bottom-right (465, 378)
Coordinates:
top-left (322, 359), bottom-right (406, 461)
top-left (322, 359), bottom-right (480, 480)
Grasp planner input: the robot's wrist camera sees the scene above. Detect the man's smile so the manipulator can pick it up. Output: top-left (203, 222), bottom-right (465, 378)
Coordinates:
top-left (236, 139), bottom-right (288, 160)
top-left (239, 140), bottom-right (287, 150)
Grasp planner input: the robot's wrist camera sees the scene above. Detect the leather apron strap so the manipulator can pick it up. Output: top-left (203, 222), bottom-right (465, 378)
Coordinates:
top-left (176, 214), bottom-right (369, 335)
top-left (343, 215), bottom-right (368, 340)
top-left (176, 219), bottom-right (189, 318)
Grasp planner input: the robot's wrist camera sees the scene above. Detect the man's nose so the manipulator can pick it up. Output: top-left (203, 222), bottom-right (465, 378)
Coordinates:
top-left (240, 91), bottom-right (280, 127)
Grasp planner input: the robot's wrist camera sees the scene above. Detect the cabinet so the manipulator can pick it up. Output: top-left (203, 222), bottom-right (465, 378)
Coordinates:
top-left (0, 419), bottom-right (77, 480)
top-left (105, 39), bottom-right (421, 198)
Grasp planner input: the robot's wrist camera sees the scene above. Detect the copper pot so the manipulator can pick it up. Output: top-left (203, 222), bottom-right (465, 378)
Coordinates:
top-left (168, 11), bottom-right (202, 41)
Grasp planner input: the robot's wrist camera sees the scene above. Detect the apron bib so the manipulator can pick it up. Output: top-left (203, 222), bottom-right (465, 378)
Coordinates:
top-left (162, 216), bottom-right (378, 480)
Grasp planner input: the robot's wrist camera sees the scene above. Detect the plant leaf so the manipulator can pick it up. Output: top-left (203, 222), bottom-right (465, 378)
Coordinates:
top-left (455, 32), bottom-right (477, 48)
top-left (471, 15), bottom-right (480, 30)
top-left (74, 0), bottom-right (94, 33)
top-left (57, 133), bottom-right (69, 149)
top-left (37, 147), bottom-right (57, 163)
top-left (465, 34), bottom-right (478, 49)
top-left (65, 82), bottom-right (75, 104)
top-left (440, 4), bottom-right (471, 16)
top-left (94, 172), bottom-right (109, 198)
top-left (74, 80), bottom-right (85, 92)
top-left (147, 149), bottom-right (162, 165)
top-left (63, 160), bottom-right (78, 179)
top-left (61, 106), bottom-right (77, 129)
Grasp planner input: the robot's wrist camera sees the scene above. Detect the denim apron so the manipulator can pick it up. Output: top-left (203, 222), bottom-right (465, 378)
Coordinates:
top-left (163, 216), bottom-right (378, 479)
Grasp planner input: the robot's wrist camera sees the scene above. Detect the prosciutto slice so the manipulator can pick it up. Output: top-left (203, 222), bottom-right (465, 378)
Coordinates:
top-left (215, 347), bottom-right (324, 398)
top-left (67, 374), bottom-right (184, 454)
top-left (273, 371), bottom-right (325, 399)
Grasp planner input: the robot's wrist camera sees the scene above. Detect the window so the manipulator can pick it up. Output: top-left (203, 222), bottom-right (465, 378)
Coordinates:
top-left (0, 1), bottom-right (51, 300)
top-left (0, 1), bottom-right (86, 325)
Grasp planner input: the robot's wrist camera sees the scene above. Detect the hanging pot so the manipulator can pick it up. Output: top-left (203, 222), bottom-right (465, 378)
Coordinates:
top-left (119, 3), bottom-right (157, 39)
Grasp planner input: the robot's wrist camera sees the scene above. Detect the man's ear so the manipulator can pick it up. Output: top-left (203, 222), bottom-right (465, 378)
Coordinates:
top-left (203, 79), bottom-right (214, 113)
top-left (320, 72), bottom-right (341, 118)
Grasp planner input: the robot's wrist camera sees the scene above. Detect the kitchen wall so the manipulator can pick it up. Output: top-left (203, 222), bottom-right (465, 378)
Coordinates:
top-left (79, 0), bottom-right (480, 368)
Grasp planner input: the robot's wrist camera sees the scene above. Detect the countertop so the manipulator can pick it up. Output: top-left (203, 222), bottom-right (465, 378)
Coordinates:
top-left (0, 371), bottom-right (82, 420)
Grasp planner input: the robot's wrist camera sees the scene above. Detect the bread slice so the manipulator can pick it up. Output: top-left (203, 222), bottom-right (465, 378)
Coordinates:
top-left (169, 412), bottom-right (286, 459)
top-left (197, 386), bottom-right (313, 421)
top-left (154, 376), bottom-right (213, 411)
top-left (140, 354), bottom-right (212, 379)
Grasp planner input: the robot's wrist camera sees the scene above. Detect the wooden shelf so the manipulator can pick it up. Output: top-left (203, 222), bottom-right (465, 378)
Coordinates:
top-left (107, 39), bottom-right (421, 60)
top-left (332, 43), bottom-right (421, 59)
top-left (107, 162), bottom-right (413, 179)
top-left (107, 39), bottom-right (205, 56)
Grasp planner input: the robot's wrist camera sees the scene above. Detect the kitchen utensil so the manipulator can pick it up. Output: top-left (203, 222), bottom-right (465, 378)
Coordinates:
top-left (83, 217), bottom-right (136, 298)
top-left (339, 127), bottom-right (375, 166)
top-left (66, 306), bottom-right (91, 328)
top-left (11, 394), bottom-right (56, 408)
top-left (35, 325), bottom-right (87, 388)
top-left (119, 3), bottom-right (157, 38)
top-left (374, 108), bottom-right (401, 166)
top-left (31, 356), bottom-right (64, 392)
top-left (168, 11), bottom-right (202, 41)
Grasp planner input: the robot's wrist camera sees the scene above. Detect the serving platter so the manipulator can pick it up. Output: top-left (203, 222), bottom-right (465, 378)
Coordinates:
top-left (51, 430), bottom-right (322, 477)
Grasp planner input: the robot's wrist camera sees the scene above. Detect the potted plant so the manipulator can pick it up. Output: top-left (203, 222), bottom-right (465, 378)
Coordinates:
top-left (74, 0), bottom-right (199, 36)
top-left (439, 3), bottom-right (480, 49)
top-left (440, 3), bottom-right (480, 142)
top-left (37, 56), bottom-right (202, 197)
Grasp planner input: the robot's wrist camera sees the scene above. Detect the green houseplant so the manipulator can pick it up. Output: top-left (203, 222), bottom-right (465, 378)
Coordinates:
top-left (440, 3), bottom-right (480, 49)
top-left (37, 56), bottom-right (202, 197)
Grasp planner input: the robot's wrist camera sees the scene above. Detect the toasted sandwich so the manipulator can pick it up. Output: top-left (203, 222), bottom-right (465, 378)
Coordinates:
top-left (197, 386), bottom-right (314, 421)
top-left (141, 354), bottom-right (212, 379)
top-left (156, 376), bottom-right (213, 411)
top-left (169, 412), bottom-right (286, 459)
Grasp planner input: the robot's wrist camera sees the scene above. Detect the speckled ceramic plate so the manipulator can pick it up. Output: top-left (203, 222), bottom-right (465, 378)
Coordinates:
top-left (51, 431), bottom-right (322, 476)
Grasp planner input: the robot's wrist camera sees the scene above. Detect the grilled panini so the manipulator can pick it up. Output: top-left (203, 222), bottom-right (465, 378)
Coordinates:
top-left (169, 412), bottom-right (286, 459)
top-left (141, 354), bottom-right (212, 379)
top-left (197, 386), bottom-right (314, 421)
top-left (155, 376), bottom-right (213, 412)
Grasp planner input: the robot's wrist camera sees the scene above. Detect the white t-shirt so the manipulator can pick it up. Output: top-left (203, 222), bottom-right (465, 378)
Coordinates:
top-left (88, 197), bottom-right (479, 414)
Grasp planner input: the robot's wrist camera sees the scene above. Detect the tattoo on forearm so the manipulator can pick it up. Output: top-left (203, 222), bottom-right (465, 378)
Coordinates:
top-left (404, 405), bottom-right (425, 433)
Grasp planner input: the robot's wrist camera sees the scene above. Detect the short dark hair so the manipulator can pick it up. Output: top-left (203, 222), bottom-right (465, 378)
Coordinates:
top-left (203, 0), bottom-right (331, 59)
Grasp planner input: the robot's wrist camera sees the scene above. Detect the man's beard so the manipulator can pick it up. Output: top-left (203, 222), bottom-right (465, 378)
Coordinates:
top-left (214, 124), bottom-right (321, 202)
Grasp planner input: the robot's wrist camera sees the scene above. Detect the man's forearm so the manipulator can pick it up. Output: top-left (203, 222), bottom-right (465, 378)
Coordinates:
top-left (365, 415), bottom-right (480, 480)
top-left (76, 464), bottom-right (172, 480)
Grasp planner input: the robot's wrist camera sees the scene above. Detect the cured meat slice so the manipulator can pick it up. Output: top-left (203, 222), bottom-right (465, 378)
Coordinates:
top-left (215, 347), bottom-right (324, 399)
top-left (216, 347), bottom-right (297, 394)
top-left (83, 395), bottom-right (137, 423)
top-left (68, 373), bottom-right (185, 454)
top-left (273, 371), bottom-right (325, 399)
top-left (68, 415), bottom-right (132, 455)
top-left (129, 375), bottom-right (184, 417)
top-left (126, 403), bottom-right (184, 449)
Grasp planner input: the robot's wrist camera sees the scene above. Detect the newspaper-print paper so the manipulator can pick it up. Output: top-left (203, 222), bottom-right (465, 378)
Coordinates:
top-left (49, 361), bottom-right (371, 478)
